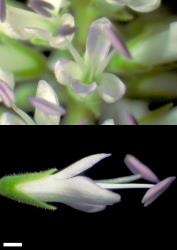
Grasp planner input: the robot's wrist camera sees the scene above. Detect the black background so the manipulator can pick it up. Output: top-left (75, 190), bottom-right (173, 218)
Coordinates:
top-left (0, 126), bottom-right (176, 249)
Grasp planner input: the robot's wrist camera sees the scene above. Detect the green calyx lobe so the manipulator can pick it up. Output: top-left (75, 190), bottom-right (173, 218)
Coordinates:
top-left (0, 168), bottom-right (58, 210)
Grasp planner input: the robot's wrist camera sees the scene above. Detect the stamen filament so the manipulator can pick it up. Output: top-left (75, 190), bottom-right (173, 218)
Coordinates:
top-left (96, 174), bottom-right (141, 184)
top-left (12, 105), bottom-right (36, 125)
top-left (97, 183), bottom-right (154, 189)
top-left (95, 49), bottom-right (116, 77)
top-left (66, 42), bottom-right (84, 69)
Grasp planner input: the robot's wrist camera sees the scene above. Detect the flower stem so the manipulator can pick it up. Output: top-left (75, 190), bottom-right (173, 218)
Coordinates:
top-left (12, 105), bottom-right (35, 125)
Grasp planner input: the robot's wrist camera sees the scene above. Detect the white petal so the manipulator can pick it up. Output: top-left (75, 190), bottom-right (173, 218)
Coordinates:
top-left (55, 59), bottom-right (81, 85)
top-left (0, 67), bottom-right (14, 89)
top-left (24, 27), bottom-right (52, 41)
top-left (50, 14), bottom-right (75, 48)
top-left (85, 18), bottom-right (112, 70)
top-left (41, 0), bottom-right (63, 15)
top-left (98, 73), bottom-right (126, 103)
top-left (102, 119), bottom-right (115, 125)
top-left (105, 0), bottom-right (161, 12)
top-left (20, 176), bottom-right (121, 209)
top-left (0, 112), bottom-right (25, 125)
top-left (0, 5), bottom-right (54, 40)
top-left (71, 80), bottom-right (97, 96)
top-left (34, 80), bottom-right (60, 125)
top-left (128, 0), bottom-right (161, 13)
top-left (66, 201), bottom-right (106, 213)
top-left (54, 153), bottom-right (111, 179)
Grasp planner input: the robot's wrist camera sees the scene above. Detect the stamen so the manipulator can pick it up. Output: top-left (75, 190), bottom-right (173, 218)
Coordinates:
top-left (66, 42), bottom-right (84, 69)
top-left (97, 183), bottom-right (154, 189)
top-left (0, 79), bottom-right (15, 107)
top-left (0, 0), bottom-right (6, 22)
top-left (58, 25), bottom-right (78, 37)
top-left (127, 113), bottom-right (138, 125)
top-left (29, 96), bottom-right (66, 116)
top-left (28, 0), bottom-right (54, 17)
top-left (124, 154), bottom-right (160, 183)
top-left (142, 176), bottom-right (176, 207)
top-left (97, 174), bottom-right (141, 184)
top-left (95, 49), bottom-right (116, 77)
top-left (12, 105), bottom-right (36, 125)
top-left (105, 25), bottom-right (132, 59)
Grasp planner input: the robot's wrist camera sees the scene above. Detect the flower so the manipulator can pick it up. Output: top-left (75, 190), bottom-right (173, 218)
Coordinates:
top-left (0, 153), bottom-right (121, 212)
top-left (0, 1), bottom-right (74, 48)
top-left (55, 18), bottom-right (131, 103)
top-left (105, 0), bottom-right (161, 13)
top-left (0, 80), bottom-right (65, 125)
top-left (0, 153), bottom-right (175, 211)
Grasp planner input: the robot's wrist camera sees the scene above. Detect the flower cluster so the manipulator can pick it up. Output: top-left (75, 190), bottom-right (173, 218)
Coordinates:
top-left (0, 153), bottom-right (175, 212)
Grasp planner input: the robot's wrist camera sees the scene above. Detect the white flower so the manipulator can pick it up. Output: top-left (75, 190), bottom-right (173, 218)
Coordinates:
top-left (0, 80), bottom-right (65, 125)
top-left (55, 18), bottom-right (131, 103)
top-left (0, 154), bottom-right (175, 211)
top-left (17, 154), bottom-right (121, 213)
top-left (105, 0), bottom-right (161, 13)
top-left (0, 2), bottom-right (74, 48)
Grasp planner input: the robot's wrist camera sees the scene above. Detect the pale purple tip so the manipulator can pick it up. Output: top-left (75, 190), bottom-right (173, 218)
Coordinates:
top-left (71, 80), bottom-right (97, 95)
top-left (0, 0), bottom-right (6, 22)
top-left (127, 113), bottom-right (138, 125)
top-left (58, 25), bottom-right (77, 37)
top-left (124, 155), bottom-right (160, 183)
top-left (142, 176), bottom-right (176, 207)
top-left (105, 25), bottom-right (132, 59)
top-left (29, 96), bottom-right (66, 116)
top-left (0, 79), bottom-right (15, 107)
top-left (29, 0), bottom-right (54, 17)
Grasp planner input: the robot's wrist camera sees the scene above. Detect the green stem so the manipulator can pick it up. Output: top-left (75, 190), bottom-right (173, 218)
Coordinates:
top-left (63, 101), bottom-right (95, 125)
top-left (71, 0), bottom-right (98, 50)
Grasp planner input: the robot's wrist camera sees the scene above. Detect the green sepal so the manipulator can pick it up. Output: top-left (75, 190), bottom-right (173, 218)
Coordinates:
top-left (0, 168), bottom-right (58, 210)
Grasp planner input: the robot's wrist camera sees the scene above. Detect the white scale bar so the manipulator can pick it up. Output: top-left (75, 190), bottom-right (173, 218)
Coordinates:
top-left (3, 243), bottom-right (22, 247)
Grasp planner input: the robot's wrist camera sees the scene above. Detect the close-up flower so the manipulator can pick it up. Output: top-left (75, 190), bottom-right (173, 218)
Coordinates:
top-left (55, 18), bottom-right (130, 104)
top-left (0, 153), bottom-right (175, 212)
